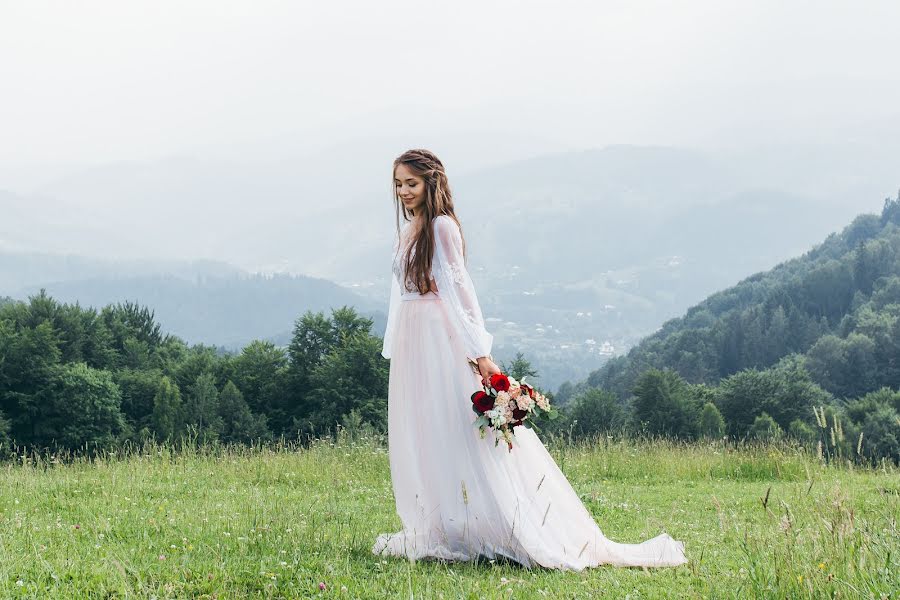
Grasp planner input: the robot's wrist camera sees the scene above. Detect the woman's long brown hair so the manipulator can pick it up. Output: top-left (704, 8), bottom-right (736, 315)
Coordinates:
top-left (392, 149), bottom-right (467, 294)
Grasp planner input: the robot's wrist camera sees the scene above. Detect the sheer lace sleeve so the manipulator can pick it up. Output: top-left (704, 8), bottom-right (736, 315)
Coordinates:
top-left (431, 214), bottom-right (493, 362)
top-left (381, 230), bottom-right (400, 358)
top-left (381, 234), bottom-right (402, 360)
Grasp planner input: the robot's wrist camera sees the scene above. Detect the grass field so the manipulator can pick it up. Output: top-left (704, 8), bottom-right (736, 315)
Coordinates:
top-left (0, 432), bottom-right (897, 599)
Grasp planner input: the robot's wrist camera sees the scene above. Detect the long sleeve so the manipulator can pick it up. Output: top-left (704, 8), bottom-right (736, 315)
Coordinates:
top-left (381, 235), bottom-right (402, 360)
top-left (431, 215), bottom-right (493, 362)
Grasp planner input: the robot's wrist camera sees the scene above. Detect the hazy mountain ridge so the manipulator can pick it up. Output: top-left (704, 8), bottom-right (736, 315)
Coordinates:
top-left (0, 248), bottom-right (244, 292)
top-left (578, 195), bottom-right (900, 402)
top-left (12, 270), bottom-right (380, 350)
top-left (4, 142), bottom-right (888, 280)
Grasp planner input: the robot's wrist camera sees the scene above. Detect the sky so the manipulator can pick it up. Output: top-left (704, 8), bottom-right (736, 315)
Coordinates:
top-left (2, 0), bottom-right (899, 169)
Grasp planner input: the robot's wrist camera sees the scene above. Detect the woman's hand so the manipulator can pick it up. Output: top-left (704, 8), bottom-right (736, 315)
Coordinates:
top-left (476, 355), bottom-right (501, 388)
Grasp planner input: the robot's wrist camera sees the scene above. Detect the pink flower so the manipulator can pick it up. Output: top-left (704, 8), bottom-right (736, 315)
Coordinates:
top-left (319, 582), bottom-right (327, 591)
top-left (516, 394), bottom-right (534, 411)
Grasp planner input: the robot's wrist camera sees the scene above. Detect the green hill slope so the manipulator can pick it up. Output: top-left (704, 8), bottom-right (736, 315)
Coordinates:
top-left (585, 193), bottom-right (900, 401)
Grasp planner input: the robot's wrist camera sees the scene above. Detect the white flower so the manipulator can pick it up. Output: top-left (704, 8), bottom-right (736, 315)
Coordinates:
top-left (495, 390), bottom-right (510, 404)
top-left (487, 408), bottom-right (507, 426)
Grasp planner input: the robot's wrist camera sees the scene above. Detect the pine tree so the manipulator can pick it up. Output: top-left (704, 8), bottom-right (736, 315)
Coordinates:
top-left (503, 351), bottom-right (539, 383)
top-left (698, 402), bottom-right (725, 438)
top-left (151, 376), bottom-right (183, 442)
top-left (0, 409), bottom-right (11, 450)
top-left (218, 380), bottom-right (269, 444)
top-left (184, 372), bottom-right (224, 443)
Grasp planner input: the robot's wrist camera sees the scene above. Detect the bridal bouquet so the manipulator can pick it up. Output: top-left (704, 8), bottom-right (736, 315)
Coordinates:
top-left (469, 370), bottom-right (557, 451)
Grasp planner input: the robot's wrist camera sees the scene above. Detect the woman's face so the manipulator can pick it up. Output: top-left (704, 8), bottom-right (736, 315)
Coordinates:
top-left (394, 163), bottom-right (426, 215)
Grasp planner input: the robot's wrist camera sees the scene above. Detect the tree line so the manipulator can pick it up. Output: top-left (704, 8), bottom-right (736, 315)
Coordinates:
top-left (0, 294), bottom-right (387, 456)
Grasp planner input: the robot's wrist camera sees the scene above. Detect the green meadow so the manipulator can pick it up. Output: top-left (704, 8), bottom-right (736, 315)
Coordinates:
top-left (0, 433), bottom-right (897, 599)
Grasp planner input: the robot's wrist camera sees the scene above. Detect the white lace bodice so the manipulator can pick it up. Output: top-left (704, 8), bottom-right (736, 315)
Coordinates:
top-left (382, 215), bottom-right (493, 362)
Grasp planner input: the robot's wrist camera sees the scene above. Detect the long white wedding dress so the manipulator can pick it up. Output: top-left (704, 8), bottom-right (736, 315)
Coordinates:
top-left (372, 214), bottom-right (687, 571)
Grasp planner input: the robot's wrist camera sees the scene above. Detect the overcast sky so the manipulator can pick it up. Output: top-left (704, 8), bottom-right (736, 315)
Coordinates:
top-left (2, 0), bottom-right (899, 167)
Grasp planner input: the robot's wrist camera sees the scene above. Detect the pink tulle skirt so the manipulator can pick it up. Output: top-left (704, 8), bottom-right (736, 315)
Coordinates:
top-left (372, 293), bottom-right (688, 570)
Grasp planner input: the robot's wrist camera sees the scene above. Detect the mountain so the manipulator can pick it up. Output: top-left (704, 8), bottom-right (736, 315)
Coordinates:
top-left (439, 148), bottom-right (871, 390)
top-left (2, 143), bottom-right (889, 390)
top-left (0, 249), bottom-right (244, 293)
top-left (5, 143), bottom-right (883, 281)
top-left (579, 194), bottom-right (900, 402)
top-left (3, 252), bottom-right (381, 349)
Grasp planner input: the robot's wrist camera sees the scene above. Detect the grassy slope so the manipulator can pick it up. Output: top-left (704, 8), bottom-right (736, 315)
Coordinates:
top-left (0, 436), bottom-right (896, 599)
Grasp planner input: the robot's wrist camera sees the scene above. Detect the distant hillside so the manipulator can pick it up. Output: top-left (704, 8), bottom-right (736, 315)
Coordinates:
top-left (13, 272), bottom-right (381, 350)
top-left (583, 193), bottom-right (900, 401)
top-left (0, 249), bottom-right (244, 292)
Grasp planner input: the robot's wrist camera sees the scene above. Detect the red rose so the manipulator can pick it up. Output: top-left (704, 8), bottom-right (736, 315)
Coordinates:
top-left (512, 407), bottom-right (527, 420)
top-left (521, 383), bottom-right (534, 398)
top-left (489, 373), bottom-right (510, 392)
top-left (471, 390), bottom-right (494, 413)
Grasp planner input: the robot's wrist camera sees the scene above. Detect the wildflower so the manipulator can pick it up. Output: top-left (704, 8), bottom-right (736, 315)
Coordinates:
top-left (779, 515), bottom-right (791, 532)
top-left (159, 554), bottom-right (166, 561)
top-left (818, 563), bottom-right (825, 570)
top-left (812, 406), bottom-right (821, 428)
top-left (797, 575), bottom-right (803, 583)
top-left (319, 582), bottom-right (327, 591)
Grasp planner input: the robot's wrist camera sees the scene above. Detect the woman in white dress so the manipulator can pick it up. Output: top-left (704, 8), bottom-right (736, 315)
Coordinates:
top-left (372, 149), bottom-right (688, 571)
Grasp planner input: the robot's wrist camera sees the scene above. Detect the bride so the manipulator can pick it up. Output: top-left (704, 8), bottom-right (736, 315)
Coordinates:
top-left (371, 148), bottom-right (687, 571)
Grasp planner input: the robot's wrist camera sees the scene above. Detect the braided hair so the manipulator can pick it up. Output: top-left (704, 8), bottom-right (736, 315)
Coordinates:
top-left (392, 148), bottom-right (468, 294)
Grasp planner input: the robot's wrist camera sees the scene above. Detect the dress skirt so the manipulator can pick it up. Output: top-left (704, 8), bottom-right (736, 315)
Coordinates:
top-left (371, 292), bottom-right (688, 571)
